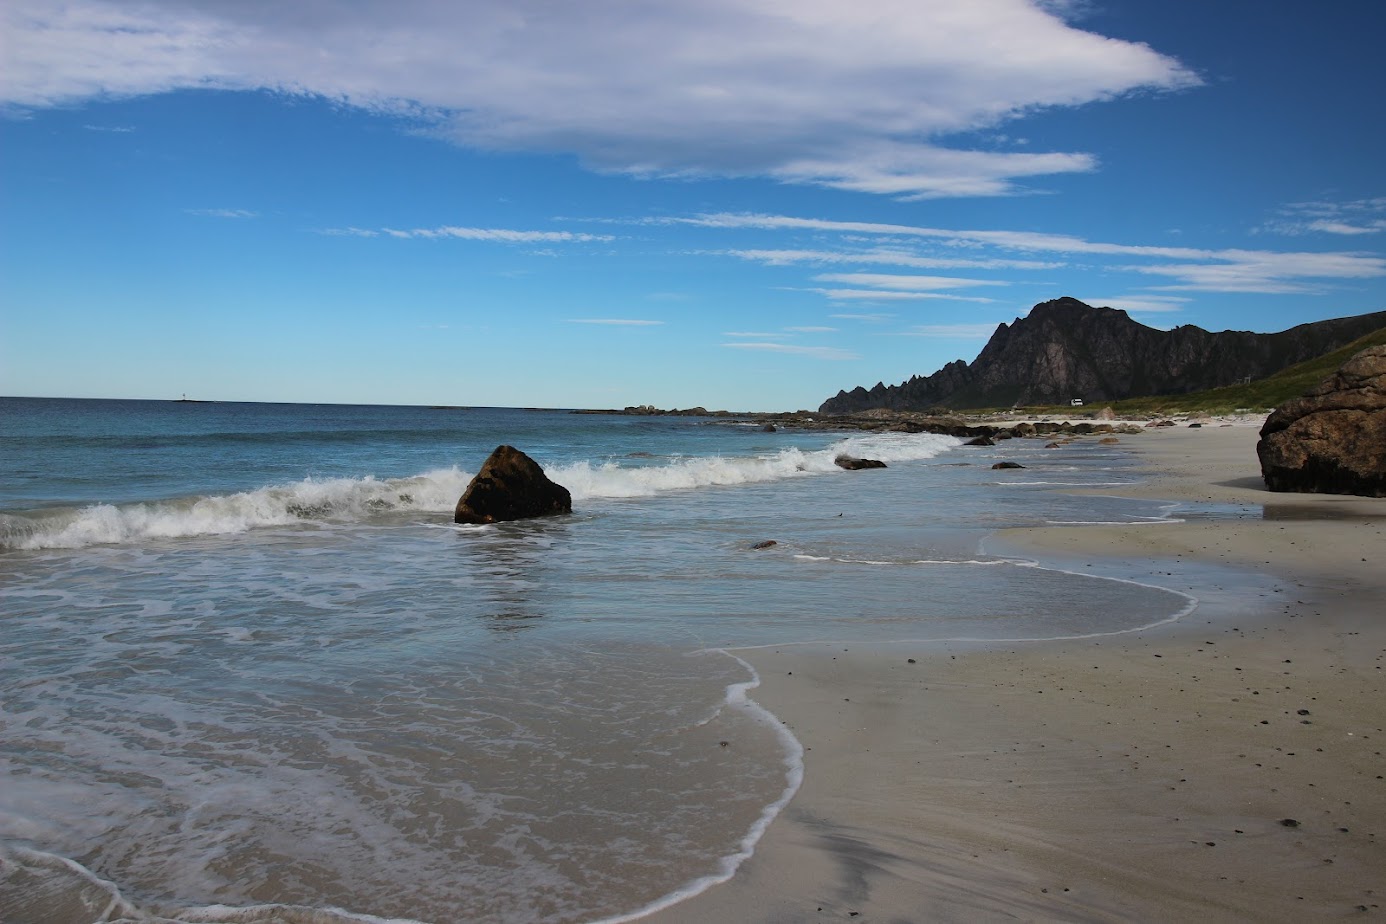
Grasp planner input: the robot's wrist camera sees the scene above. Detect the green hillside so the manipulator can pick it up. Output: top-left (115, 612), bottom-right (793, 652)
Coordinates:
top-left (983, 325), bottom-right (1386, 417)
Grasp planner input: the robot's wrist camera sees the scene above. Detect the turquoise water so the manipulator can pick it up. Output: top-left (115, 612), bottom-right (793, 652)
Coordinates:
top-left (1, 398), bottom-right (1191, 923)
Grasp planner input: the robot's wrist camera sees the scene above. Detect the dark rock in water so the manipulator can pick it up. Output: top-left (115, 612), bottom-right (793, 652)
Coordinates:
top-left (1099, 437), bottom-right (1120, 444)
top-left (1257, 345), bottom-right (1386, 497)
top-left (1044, 441), bottom-right (1063, 449)
top-left (455, 445), bottom-right (573, 524)
top-left (991, 461), bottom-right (1026, 470)
top-left (751, 540), bottom-right (778, 550)
top-left (1011, 422), bottom-right (1037, 438)
top-left (763, 423), bottom-right (777, 432)
top-left (964, 436), bottom-right (994, 446)
top-left (835, 455), bottom-right (887, 470)
top-left (1188, 422), bottom-right (1204, 428)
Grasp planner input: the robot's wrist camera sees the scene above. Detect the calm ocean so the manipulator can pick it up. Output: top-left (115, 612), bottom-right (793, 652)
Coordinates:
top-left (1, 397), bottom-right (1192, 923)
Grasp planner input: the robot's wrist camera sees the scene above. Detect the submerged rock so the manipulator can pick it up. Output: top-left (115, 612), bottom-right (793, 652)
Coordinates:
top-left (991, 461), bottom-right (1026, 470)
top-left (1257, 345), bottom-right (1386, 497)
top-left (454, 445), bottom-right (573, 524)
top-left (835, 455), bottom-right (887, 470)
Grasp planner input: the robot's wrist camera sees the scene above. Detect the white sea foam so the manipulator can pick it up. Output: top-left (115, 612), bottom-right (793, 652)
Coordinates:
top-left (0, 468), bottom-right (474, 550)
top-left (589, 651), bottom-right (805, 924)
top-left (1, 433), bottom-right (958, 550)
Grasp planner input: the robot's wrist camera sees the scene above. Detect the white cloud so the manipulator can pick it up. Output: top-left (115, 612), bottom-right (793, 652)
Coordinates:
top-left (2, 0), bottom-right (1196, 199)
top-left (723, 331), bottom-right (782, 338)
top-left (568, 319), bottom-right (664, 326)
top-left (785, 325), bottom-right (837, 333)
top-left (831, 313), bottom-right (895, 322)
top-left (723, 342), bottom-right (859, 360)
top-left (904, 324), bottom-right (1001, 338)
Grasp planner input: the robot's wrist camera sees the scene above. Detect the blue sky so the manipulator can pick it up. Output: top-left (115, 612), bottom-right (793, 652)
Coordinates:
top-left (2, 0), bottom-right (1383, 411)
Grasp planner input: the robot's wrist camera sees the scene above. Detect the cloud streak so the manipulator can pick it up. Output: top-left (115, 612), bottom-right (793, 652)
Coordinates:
top-left (678, 212), bottom-right (1386, 294)
top-left (568, 319), bottom-right (664, 326)
top-left (2, 0), bottom-right (1196, 198)
top-left (723, 342), bottom-right (860, 360)
top-left (1260, 198), bottom-right (1386, 237)
top-left (323, 225), bottom-right (613, 243)
top-left (904, 324), bottom-right (1002, 338)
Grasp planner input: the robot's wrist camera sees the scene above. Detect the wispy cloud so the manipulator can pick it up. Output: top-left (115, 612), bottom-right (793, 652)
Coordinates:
top-left (813, 272), bottom-right (1005, 291)
top-left (568, 318), bottom-right (664, 326)
top-left (1259, 198), bottom-right (1386, 237)
top-left (811, 288), bottom-right (997, 303)
top-left (1082, 295), bottom-right (1190, 313)
top-left (677, 212), bottom-right (1386, 294)
top-left (785, 325), bottom-right (837, 333)
top-left (83, 124), bottom-right (134, 132)
top-left (728, 248), bottom-right (1060, 271)
top-left (1305, 220), bottom-right (1386, 236)
top-left (723, 342), bottom-right (859, 360)
top-left (187, 208), bottom-right (257, 219)
top-left (2, 0), bottom-right (1195, 199)
top-left (903, 324), bottom-right (1002, 338)
top-left (830, 313), bottom-right (896, 322)
top-left (322, 225), bottom-right (613, 243)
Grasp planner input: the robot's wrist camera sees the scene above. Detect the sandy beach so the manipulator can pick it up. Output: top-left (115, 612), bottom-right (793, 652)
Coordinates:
top-left (649, 422), bottom-right (1386, 923)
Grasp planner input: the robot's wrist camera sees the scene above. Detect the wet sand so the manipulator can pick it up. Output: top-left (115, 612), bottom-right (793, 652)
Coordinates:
top-left (648, 423), bottom-right (1386, 922)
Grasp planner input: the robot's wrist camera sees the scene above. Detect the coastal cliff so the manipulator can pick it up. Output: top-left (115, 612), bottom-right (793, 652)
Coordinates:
top-left (820, 297), bottom-right (1386, 413)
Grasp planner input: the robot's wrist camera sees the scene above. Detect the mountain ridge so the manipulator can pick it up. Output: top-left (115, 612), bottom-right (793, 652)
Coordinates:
top-left (819, 297), bottom-right (1386, 413)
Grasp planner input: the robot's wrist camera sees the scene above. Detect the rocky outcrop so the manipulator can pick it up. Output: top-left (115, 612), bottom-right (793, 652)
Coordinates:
top-left (455, 445), bottom-right (573, 524)
top-left (821, 298), bottom-right (1386, 413)
top-left (1257, 346), bottom-right (1386, 497)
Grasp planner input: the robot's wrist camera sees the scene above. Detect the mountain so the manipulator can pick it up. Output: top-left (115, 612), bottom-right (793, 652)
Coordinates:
top-left (819, 297), bottom-right (1386, 414)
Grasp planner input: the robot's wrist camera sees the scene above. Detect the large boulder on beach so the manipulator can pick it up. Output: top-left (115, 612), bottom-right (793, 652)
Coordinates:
top-left (455, 445), bottom-right (573, 524)
top-left (1257, 345), bottom-right (1386, 497)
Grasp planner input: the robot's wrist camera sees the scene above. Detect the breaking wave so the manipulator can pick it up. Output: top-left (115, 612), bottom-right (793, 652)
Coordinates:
top-left (0, 433), bottom-right (958, 550)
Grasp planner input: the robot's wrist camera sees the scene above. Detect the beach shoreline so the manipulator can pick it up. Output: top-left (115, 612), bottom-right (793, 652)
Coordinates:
top-left (645, 423), bottom-right (1386, 922)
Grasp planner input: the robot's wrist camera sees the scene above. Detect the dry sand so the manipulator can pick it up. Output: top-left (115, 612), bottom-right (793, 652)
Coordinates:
top-left (648, 423), bottom-right (1386, 923)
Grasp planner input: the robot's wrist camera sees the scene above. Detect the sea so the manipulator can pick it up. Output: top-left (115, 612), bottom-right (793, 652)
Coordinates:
top-left (1, 397), bottom-right (1203, 923)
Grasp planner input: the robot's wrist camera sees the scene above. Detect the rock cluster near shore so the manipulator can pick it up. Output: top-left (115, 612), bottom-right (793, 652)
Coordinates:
top-left (1257, 345), bottom-right (1386, 497)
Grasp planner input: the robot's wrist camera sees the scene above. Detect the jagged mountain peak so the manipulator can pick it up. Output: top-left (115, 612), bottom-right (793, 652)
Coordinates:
top-left (819, 298), bottom-right (1386, 413)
